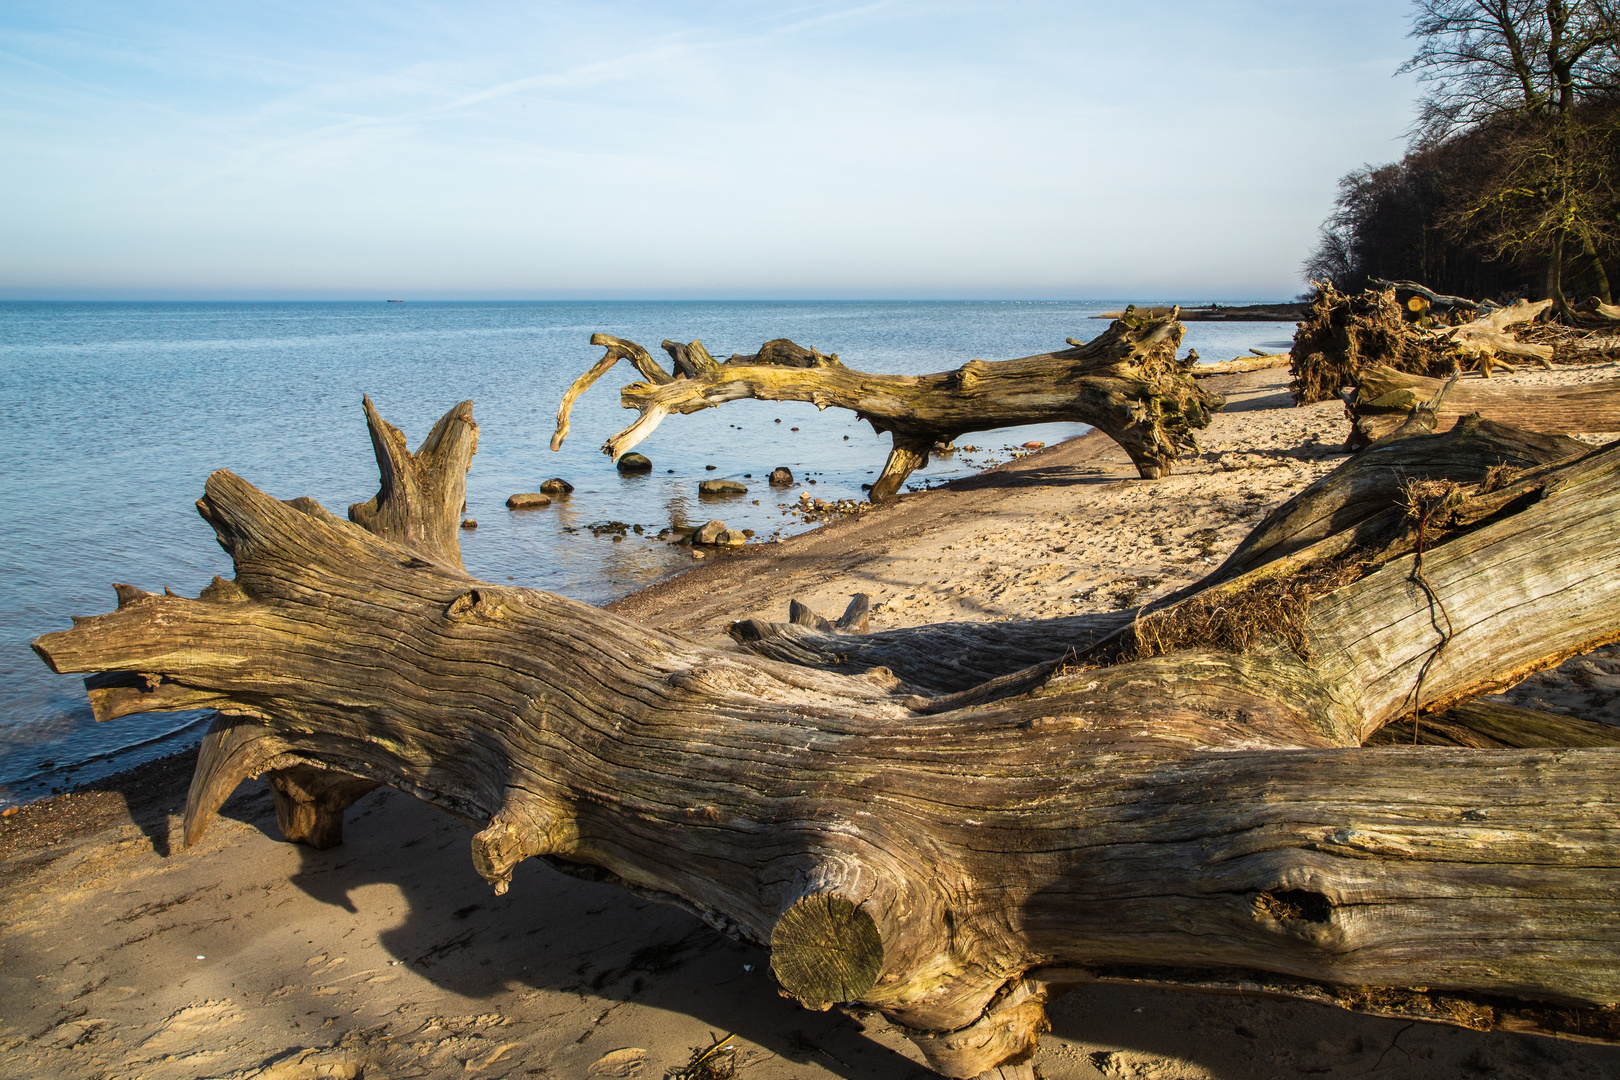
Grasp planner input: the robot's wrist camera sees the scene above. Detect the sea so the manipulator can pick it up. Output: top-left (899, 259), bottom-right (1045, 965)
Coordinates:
top-left (0, 300), bottom-right (1297, 806)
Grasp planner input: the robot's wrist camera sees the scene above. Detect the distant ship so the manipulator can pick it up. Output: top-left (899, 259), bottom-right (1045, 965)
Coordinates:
top-left (386, 299), bottom-right (404, 302)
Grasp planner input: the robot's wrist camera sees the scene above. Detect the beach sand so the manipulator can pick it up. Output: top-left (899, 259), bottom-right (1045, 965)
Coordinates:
top-left (3, 364), bottom-right (1619, 1080)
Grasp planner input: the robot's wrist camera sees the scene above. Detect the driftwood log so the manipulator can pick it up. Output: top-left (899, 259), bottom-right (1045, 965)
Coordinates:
top-left (30, 398), bottom-right (1620, 1077)
top-left (551, 308), bottom-right (1221, 502)
top-left (1347, 365), bottom-right (1620, 446)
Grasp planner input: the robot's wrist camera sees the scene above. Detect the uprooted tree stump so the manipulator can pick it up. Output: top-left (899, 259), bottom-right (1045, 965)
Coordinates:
top-left (1290, 284), bottom-right (1558, 404)
top-left (31, 397), bottom-right (1620, 1078)
top-left (550, 307), bottom-right (1221, 502)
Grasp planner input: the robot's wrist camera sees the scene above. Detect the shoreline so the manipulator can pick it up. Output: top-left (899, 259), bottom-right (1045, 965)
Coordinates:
top-left (4, 364), bottom-right (1619, 1079)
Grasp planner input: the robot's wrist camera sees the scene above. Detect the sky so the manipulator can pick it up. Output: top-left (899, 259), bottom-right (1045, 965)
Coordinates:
top-left (0, 1), bottom-right (1423, 300)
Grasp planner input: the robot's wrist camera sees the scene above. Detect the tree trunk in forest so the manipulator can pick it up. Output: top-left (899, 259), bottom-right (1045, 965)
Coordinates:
top-left (1346, 365), bottom-right (1620, 446)
top-left (549, 308), bottom-right (1222, 502)
top-left (30, 398), bottom-right (1620, 1077)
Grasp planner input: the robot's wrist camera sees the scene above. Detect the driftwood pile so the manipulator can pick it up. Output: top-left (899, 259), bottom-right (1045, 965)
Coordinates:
top-left (30, 386), bottom-right (1620, 1078)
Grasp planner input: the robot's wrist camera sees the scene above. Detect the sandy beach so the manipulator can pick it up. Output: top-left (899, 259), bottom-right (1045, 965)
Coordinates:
top-left (4, 363), bottom-right (1619, 1080)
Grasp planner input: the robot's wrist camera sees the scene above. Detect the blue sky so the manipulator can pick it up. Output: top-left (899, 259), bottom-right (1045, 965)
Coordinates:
top-left (1, 2), bottom-right (1420, 299)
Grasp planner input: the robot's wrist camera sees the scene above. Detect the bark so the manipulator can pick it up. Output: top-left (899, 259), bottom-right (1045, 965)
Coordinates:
top-left (550, 309), bottom-right (1222, 502)
top-left (30, 398), bottom-right (1620, 1076)
top-left (1348, 365), bottom-right (1620, 445)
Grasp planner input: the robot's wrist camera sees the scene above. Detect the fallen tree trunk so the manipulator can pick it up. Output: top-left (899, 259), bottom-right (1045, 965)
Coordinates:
top-left (31, 398), bottom-right (1620, 1077)
top-left (551, 308), bottom-right (1222, 501)
top-left (1347, 365), bottom-right (1620, 446)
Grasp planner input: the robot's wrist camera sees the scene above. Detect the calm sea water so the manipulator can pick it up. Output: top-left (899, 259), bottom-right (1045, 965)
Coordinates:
top-left (0, 301), bottom-right (1295, 804)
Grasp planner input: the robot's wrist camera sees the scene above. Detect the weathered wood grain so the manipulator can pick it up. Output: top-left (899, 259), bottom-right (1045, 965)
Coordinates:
top-left (30, 398), bottom-right (1620, 1077)
top-left (1350, 364), bottom-right (1620, 444)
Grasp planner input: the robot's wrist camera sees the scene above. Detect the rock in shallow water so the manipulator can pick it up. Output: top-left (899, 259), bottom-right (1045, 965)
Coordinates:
top-left (617, 453), bottom-right (653, 473)
top-left (506, 493), bottom-right (551, 509)
top-left (699, 479), bottom-right (748, 495)
top-left (769, 467), bottom-right (794, 486)
top-left (540, 478), bottom-right (573, 494)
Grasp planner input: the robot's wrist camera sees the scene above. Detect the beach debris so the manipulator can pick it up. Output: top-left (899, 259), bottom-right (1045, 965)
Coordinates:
top-left (460, 519), bottom-right (477, 529)
top-left (540, 478), bottom-right (574, 494)
top-left (1346, 365), bottom-right (1620, 447)
top-left (1291, 282), bottom-right (1558, 405)
top-left (550, 312), bottom-right (1221, 503)
top-left (506, 493), bottom-right (551, 509)
top-left (670, 1034), bottom-right (736, 1080)
top-left (35, 395), bottom-right (1620, 1078)
top-left (698, 479), bottom-right (747, 495)
top-left (617, 452), bottom-right (653, 473)
top-left (769, 467), bottom-right (794, 486)
top-left (1022, 440), bottom-right (1044, 450)
top-left (705, 464), bottom-right (717, 470)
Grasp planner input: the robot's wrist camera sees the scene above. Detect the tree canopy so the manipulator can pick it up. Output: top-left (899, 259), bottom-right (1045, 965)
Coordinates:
top-left (1307, 1), bottom-right (1620, 307)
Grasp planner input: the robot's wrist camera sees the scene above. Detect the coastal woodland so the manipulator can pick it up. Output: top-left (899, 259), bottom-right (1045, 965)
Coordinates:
top-left (1304, 0), bottom-right (1620, 314)
top-left (31, 293), bottom-right (1620, 1076)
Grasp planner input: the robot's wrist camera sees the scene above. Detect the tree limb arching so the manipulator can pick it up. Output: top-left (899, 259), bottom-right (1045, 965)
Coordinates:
top-left (550, 310), bottom-right (1223, 501)
top-left (30, 397), bottom-right (1620, 1077)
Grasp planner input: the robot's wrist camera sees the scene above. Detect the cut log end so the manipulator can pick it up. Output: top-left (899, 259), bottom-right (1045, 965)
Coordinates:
top-left (769, 892), bottom-right (885, 1009)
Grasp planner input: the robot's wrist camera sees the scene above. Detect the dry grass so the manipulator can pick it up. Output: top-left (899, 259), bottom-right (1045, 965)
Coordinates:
top-left (1127, 553), bottom-right (1373, 662)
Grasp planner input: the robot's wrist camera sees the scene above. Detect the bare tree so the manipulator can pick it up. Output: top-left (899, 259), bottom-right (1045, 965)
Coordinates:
top-left (1401, 0), bottom-right (1620, 307)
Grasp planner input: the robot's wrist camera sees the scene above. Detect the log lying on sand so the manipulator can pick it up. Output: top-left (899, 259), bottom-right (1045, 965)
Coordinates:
top-left (1190, 352), bottom-right (1291, 378)
top-left (31, 398), bottom-right (1620, 1077)
top-left (1347, 365), bottom-right (1620, 446)
top-left (551, 308), bottom-right (1222, 502)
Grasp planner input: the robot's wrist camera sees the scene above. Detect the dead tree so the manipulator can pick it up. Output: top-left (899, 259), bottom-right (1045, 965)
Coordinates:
top-left (1291, 285), bottom-right (1557, 403)
top-left (31, 398), bottom-right (1620, 1078)
top-left (550, 308), bottom-right (1221, 502)
top-left (1348, 365), bottom-right (1620, 446)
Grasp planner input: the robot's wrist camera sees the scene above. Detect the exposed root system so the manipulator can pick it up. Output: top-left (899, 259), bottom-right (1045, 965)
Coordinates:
top-left (1291, 284), bottom-right (1457, 405)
